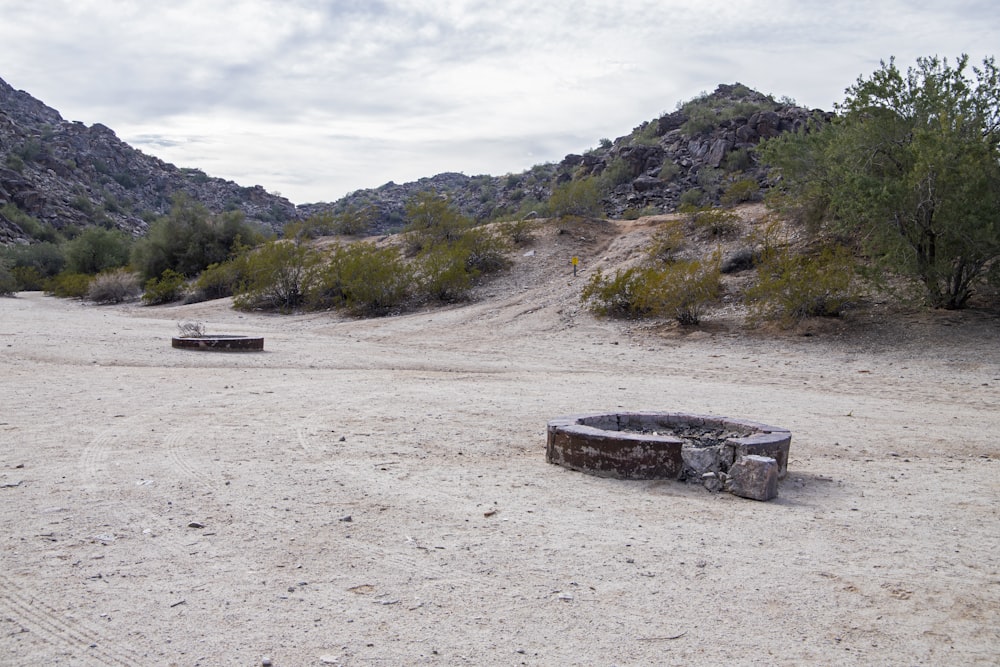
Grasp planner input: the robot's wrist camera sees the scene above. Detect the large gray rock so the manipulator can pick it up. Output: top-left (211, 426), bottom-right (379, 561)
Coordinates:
top-left (726, 455), bottom-right (779, 501)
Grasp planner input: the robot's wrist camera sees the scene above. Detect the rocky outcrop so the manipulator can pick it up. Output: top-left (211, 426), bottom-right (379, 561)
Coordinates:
top-left (0, 76), bottom-right (298, 243)
top-left (1, 77), bottom-right (833, 243)
top-left (302, 84), bottom-right (833, 233)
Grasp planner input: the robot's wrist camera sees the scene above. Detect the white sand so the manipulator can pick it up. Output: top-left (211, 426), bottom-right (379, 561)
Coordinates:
top-left (1, 219), bottom-right (999, 666)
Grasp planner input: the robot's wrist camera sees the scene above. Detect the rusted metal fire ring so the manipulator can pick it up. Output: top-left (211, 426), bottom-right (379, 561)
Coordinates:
top-left (171, 335), bottom-right (264, 352)
top-left (546, 411), bottom-right (791, 481)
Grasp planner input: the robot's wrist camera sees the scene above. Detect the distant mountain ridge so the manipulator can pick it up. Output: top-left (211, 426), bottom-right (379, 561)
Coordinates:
top-left (0, 76), bottom-right (298, 244)
top-left (1, 77), bottom-right (830, 243)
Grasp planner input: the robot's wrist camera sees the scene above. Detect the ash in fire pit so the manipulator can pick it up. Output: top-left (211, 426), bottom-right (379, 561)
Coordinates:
top-left (546, 412), bottom-right (791, 501)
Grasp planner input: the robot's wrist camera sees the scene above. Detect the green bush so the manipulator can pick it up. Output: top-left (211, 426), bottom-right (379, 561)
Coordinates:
top-left (547, 176), bottom-right (603, 218)
top-left (65, 227), bottom-right (132, 274)
top-left (723, 148), bottom-right (754, 173)
top-left (658, 162), bottom-right (681, 181)
top-left (191, 258), bottom-right (247, 301)
top-left (233, 240), bottom-right (319, 312)
top-left (456, 227), bottom-right (511, 275)
top-left (11, 266), bottom-right (44, 291)
top-left (678, 94), bottom-right (775, 138)
top-left (647, 220), bottom-right (685, 262)
top-left (44, 272), bottom-right (93, 298)
top-left (417, 242), bottom-right (478, 303)
top-left (598, 158), bottom-right (633, 191)
top-left (678, 188), bottom-right (704, 207)
top-left (142, 269), bottom-right (188, 305)
top-left (498, 217), bottom-right (538, 245)
top-left (681, 205), bottom-right (741, 238)
top-left (5, 153), bottom-right (25, 173)
top-left (1, 241), bottom-right (66, 281)
top-left (87, 269), bottom-right (141, 304)
top-left (747, 243), bottom-right (859, 325)
top-left (580, 267), bottom-right (652, 318)
top-left (307, 242), bottom-right (413, 315)
top-left (637, 257), bottom-right (721, 325)
top-left (0, 259), bottom-right (16, 295)
top-left (721, 178), bottom-right (760, 205)
top-left (403, 192), bottom-right (473, 253)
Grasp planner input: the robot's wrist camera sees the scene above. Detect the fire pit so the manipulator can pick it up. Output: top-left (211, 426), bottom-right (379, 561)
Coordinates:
top-left (546, 412), bottom-right (791, 500)
top-left (171, 335), bottom-right (264, 351)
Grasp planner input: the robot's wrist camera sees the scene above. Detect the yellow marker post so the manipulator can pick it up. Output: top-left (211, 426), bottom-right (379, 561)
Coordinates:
top-left (571, 256), bottom-right (579, 276)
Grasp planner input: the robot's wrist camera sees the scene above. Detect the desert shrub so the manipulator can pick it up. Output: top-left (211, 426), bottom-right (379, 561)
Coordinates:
top-left (11, 266), bottom-right (44, 290)
top-left (721, 178), bottom-right (760, 205)
top-left (335, 205), bottom-right (380, 236)
top-left (307, 242), bottom-right (413, 315)
top-left (190, 256), bottom-right (250, 301)
top-left (580, 267), bottom-right (652, 318)
top-left (678, 93), bottom-right (775, 138)
top-left (598, 158), bottom-right (633, 191)
top-left (747, 243), bottom-right (859, 325)
top-left (233, 240), bottom-right (320, 312)
top-left (637, 257), bottom-right (721, 325)
top-left (44, 272), bottom-right (93, 298)
top-left (678, 188), bottom-right (704, 207)
top-left (1, 241), bottom-right (66, 282)
top-left (417, 242), bottom-right (478, 303)
top-left (681, 205), bottom-right (741, 238)
top-left (0, 259), bottom-right (16, 295)
top-left (633, 122), bottom-right (660, 146)
top-left (87, 268), bottom-right (141, 304)
top-left (403, 192), bottom-right (473, 254)
top-left (283, 215), bottom-right (334, 240)
top-left (5, 153), bottom-right (24, 173)
top-left (498, 217), bottom-right (538, 245)
top-left (456, 227), bottom-right (511, 274)
top-left (547, 176), bottom-right (603, 218)
top-left (142, 269), bottom-right (188, 305)
top-left (647, 220), bottom-right (685, 262)
top-left (65, 227), bottom-right (132, 274)
top-left (623, 206), bottom-right (660, 220)
top-left (723, 148), bottom-right (754, 173)
top-left (658, 162), bottom-right (682, 181)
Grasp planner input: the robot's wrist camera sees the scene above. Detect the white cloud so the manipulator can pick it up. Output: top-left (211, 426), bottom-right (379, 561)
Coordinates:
top-left (1, 0), bottom-right (997, 203)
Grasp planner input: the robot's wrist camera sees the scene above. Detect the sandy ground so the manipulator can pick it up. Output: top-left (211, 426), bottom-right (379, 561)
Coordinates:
top-left (1, 220), bottom-right (999, 666)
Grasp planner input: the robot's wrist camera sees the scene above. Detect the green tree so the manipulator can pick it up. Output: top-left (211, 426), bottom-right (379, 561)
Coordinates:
top-left (761, 54), bottom-right (1000, 308)
top-left (65, 227), bottom-right (132, 274)
top-left (131, 194), bottom-right (265, 280)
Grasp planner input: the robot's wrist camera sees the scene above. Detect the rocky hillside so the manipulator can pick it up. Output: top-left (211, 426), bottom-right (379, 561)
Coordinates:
top-left (1, 77), bottom-right (831, 245)
top-left (302, 84), bottom-right (832, 233)
top-left (0, 76), bottom-right (298, 244)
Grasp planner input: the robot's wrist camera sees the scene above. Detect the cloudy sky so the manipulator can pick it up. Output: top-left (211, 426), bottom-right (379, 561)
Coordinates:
top-left (1, 1), bottom-right (996, 204)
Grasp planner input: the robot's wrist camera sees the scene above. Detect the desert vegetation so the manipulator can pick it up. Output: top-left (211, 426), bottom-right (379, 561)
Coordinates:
top-left (3, 54), bottom-right (996, 330)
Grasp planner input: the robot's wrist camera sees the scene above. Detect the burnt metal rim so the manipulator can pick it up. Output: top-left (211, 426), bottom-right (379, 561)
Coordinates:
top-left (171, 335), bottom-right (264, 352)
